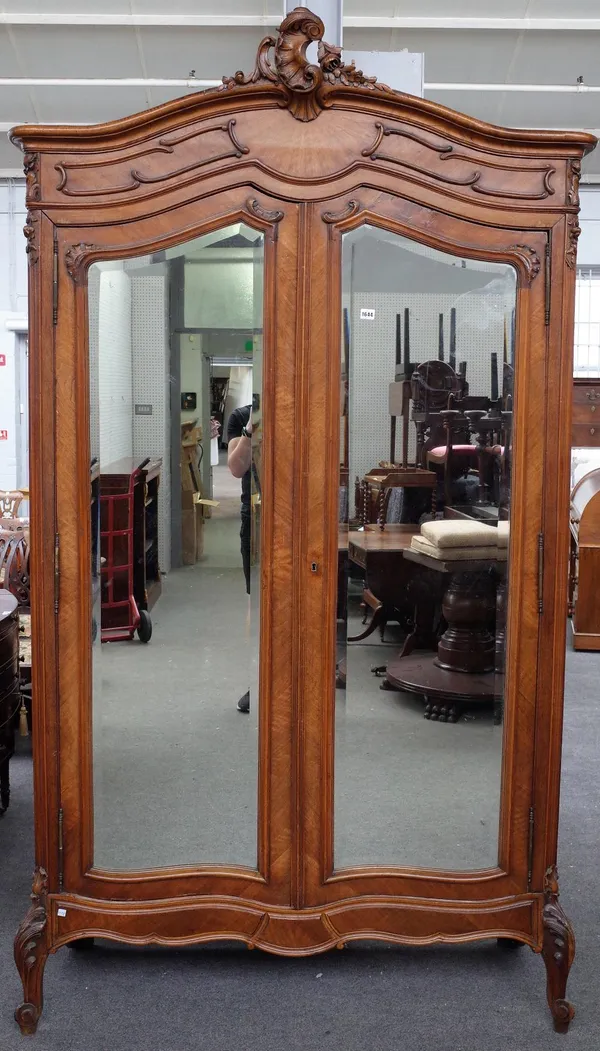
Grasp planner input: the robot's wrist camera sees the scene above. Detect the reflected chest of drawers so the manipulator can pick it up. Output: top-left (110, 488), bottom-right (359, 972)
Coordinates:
top-left (572, 379), bottom-right (600, 447)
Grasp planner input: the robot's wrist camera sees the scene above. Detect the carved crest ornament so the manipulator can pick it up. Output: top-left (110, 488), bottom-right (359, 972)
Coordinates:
top-left (220, 6), bottom-right (392, 122)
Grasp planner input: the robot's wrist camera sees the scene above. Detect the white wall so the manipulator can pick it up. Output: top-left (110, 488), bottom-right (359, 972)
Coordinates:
top-left (0, 179), bottom-right (27, 489)
top-left (180, 332), bottom-right (203, 426)
top-left (90, 261), bottom-right (171, 571)
top-left (579, 188), bottom-right (600, 266)
top-left (131, 273), bottom-right (171, 573)
top-left (184, 250), bottom-right (255, 329)
top-left (344, 230), bottom-right (516, 484)
top-left (98, 268), bottom-right (134, 465)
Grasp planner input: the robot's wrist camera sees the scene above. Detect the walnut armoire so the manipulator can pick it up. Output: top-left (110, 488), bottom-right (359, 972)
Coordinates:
top-left (10, 7), bottom-right (596, 1035)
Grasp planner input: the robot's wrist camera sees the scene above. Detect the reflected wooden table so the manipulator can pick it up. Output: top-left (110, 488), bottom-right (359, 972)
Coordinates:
top-left (337, 525), bottom-right (420, 690)
top-left (383, 547), bottom-right (506, 723)
top-left (347, 525), bottom-right (420, 642)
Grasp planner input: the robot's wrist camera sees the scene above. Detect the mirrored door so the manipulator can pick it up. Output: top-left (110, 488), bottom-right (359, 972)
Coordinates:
top-left (334, 225), bottom-right (516, 872)
top-left (89, 223), bottom-right (265, 871)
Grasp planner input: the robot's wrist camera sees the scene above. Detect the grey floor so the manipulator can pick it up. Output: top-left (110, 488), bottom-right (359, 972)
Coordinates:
top-left (336, 611), bottom-right (502, 871)
top-left (1, 554), bottom-right (599, 1048)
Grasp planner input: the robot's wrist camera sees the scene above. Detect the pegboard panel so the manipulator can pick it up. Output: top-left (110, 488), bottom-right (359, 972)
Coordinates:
top-left (347, 289), bottom-right (514, 493)
top-left (131, 275), bottom-right (171, 574)
top-left (88, 267), bottom-right (100, 464)
top-left (98, 270), bottom-right (133, 466)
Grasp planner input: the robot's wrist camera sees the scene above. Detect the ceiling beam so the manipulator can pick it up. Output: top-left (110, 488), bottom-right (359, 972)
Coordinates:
top-left (0, 14), bottom-right (598, 31)
top-left (0, 79), bottom-right (599, 93)
top-left (428, 84), bottom-right (600, 93)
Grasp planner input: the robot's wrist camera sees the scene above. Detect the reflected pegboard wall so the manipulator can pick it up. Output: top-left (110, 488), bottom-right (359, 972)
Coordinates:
top-left (88, 267), bottom-right (100, 464)
top-left (131, 275), bottom-right (171, 574)
top-left (98, 270), bottom-right (133, 465)
top-left (348, 291), bottom-right (513, 493)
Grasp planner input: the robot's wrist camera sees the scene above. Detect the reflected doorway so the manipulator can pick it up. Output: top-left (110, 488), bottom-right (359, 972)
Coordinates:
top-left (89, 223), bottom-right (264, 871)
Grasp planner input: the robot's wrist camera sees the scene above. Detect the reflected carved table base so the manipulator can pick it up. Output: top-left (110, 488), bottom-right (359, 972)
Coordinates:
top-left (383, 554), bottom-right (505, 723)
top-left (384, 654), bottom-right (501, 723)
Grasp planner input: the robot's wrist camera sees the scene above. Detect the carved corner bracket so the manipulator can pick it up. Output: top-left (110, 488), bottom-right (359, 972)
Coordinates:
top-left (509, 244), bottom-right (541, 282)
top-left (322, 200), bottom-right (361, 224)
top-left (14, 867), bottom-right (49, 1036)
top-left (23, 152), bottom-right (41, 203)
top-left (246, 198), bottom-right (284, 223)
top-left (220, 6), bottom-right (392, 122)
top-left (23, 212), bottom-right (39, 266)
top-left (65, 242), bottom-right (98, 283)
top-left (566, 215), bottom-right (581, 270)
top-left (541, 865), bottom-right (576, 1034)
top-left (568, 159), bottom-right (581, 208)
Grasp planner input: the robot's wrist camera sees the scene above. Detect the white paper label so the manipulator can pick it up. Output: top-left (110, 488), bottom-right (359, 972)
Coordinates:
top-left (360, 308), bottom-right (375, 320)
top-left (57, 907), bottom-right (67, 917)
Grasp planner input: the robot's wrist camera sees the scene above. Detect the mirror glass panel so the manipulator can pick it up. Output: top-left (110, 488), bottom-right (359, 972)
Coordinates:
top-left (90, 223), bottom-right (263, 870)
top-left (335, 225), bottom-right (516, 870)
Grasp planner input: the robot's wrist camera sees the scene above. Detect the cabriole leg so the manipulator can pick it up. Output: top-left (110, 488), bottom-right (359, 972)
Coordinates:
top-left (14, 868), bottom-right (49, 1035)
top-left (541, 866), bottom-right (576, 1033)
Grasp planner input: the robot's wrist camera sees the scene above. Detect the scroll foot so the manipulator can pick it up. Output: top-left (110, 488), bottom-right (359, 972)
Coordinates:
top-left (541, 866), bottom-right (576, 1033)
top-left (14, 868), bottom-right (49, 1035)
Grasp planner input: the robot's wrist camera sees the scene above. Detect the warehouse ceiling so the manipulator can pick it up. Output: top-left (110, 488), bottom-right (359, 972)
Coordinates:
top-left (1, 0), bottom-right (599, 176)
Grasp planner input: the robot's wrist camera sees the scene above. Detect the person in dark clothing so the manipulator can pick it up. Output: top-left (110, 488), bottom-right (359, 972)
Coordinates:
top-left (227, 404), bottom-right (253, 712)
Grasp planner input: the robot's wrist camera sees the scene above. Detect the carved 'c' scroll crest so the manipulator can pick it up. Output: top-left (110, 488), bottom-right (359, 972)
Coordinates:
top-left (220, 6), bottom-right (391, 122)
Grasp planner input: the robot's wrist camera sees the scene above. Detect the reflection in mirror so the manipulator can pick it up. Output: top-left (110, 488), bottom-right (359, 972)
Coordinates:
top-left (90, 223), bottom-right (263, 870)
top-left (336, 226), bottom-right (516, 870)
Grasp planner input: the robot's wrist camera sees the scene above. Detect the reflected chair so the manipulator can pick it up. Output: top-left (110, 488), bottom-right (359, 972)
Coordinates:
top-left (0, 491), bottom-right (25, 520)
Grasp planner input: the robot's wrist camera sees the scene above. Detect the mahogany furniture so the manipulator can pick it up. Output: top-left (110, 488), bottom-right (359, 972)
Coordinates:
top-left (11, 7), bottom-right (595, 1034)
top-left (0, 491), bottom-right (25, 520)
top-left (0, 589), bottom-right (20, 815)
top-left (355, 465), bottom-right (436, 529)
top-left (384, 549), bottom-right (503, 723)
top-left (572, 378), bottom-right (600, 448)
top-left (99, 458), bottom-right (160, 643)
top-left (569, 467), bottom-right (600, 649)
top-left (347, 525), bottom-right (419, 642)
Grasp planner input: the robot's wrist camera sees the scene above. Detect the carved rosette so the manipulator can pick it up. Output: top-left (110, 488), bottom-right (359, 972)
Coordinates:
top-left (220, 5), bottom-right (391, 122)
top-left (566, 215), bottom-right (581, 270)
top-left (23, 212), bottom-right (39, 266)
top-left (65, 242), bottom-right (98, 283)
top-left (14, 867), bottom-right (49, 1036)
top-left (23, 152), bottom-right (41, 202)
top-left (541, 865), bottom-right (576, 1034)
top-left (509, 244), bottom-right (541, 281)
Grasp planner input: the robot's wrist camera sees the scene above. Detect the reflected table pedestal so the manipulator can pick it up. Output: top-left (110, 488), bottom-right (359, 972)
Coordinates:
top-left (346, 525), bottom-right (420, 642)
top-left (384, 550), bottom-right (505, 723)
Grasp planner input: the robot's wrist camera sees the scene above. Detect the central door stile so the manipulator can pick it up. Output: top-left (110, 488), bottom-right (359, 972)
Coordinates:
top-left (296, 203), bottom-right (342, 907)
